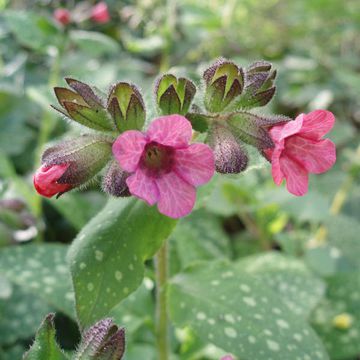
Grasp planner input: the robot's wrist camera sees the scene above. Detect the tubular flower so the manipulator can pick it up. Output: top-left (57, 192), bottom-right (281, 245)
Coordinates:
top-left (264, 110), bottom-right (336, 196)
top-left (33, 164), bottom-right (73, 198)
top-left (91, 2), bottom-right (110, 24)
top-left (113, 115), bottom-right (215, 218)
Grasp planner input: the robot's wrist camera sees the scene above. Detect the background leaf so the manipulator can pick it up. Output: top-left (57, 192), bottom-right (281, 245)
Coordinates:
top-left (311, 272), bottom-right (360, 360)
top-left (0, 244), bottom-right (74, 317)
top-left (169, 261), bottom-right (329, 360)
top-left (235, 252), bottom-right (326, 317)
top-left (0, 285), bottom-right (52, 346)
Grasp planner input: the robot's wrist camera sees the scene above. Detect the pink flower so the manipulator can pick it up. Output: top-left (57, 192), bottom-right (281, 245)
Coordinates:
top-left (113, 115), bottom-right (215, 218)
top-left (221, 356), bottom-right (234, 360)
top-left (54, 8), bottom-right (71, 26)
top-left (264, 110), bottom-right (336, 196)
top-left (91, 2), bottom-right (110, 24)
top-left (33, 164), bottom-right (73, 198)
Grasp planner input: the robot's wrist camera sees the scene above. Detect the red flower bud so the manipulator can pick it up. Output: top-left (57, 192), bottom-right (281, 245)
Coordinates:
top-left (33, 164), bottom-right (73, 198)
top-left (54, 8), bottom-right (71, 26)
top-left (91, 2), bottom-right (110, 24)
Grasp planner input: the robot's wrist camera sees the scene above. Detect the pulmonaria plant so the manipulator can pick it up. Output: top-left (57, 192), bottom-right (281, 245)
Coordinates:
top-left (34, 57), bottom-right (336, 218)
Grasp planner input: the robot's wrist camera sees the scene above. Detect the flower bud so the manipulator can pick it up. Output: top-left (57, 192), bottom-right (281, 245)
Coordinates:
top-left (76, 318), bottom-right (125, 359)
top-left (53, 78), bottom-right (114, 132)
top-left (207, 122), bottom-right (248, 174)
top-left (54, 8), bottom-right (71, 26)
top-left (107, 82), bottom-right (146, 132)
top-left (235, 60), bottom-right (276, 109)
top-left (91, 2), bottom-right (110, 24)
top-left (102, 161), bottom-right (130, 197)
top-left (34, 164), bottom-right (73, 198)
top-left (155, 74), bottom-right (196, 116)
top-left (35, 135), bottom-right (112, 198)
top-left (203, 58), bottom-right (244, 113)
top-left (227, 111), bottom-right (291, 150)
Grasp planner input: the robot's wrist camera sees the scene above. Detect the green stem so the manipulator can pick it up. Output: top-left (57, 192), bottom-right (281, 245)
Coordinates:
top-left (155, 241), bottom-right (169, 360)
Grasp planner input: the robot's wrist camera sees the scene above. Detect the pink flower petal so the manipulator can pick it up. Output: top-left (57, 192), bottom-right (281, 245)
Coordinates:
top-left (126, 169), bottom-right (159, 206)
top-left (156, 172), bottom-right (196, 218)
top-left (271, 146), bottom-right (285, 185)
top-left (280, 155), bottom-right (309, 196)
top-left (299, 110), bottom-right (335, 140)
top-left (112, 130), bottom-right (147, 172)
top-left (285, 136), bottom-right (336, 174)
top-left (146, 115), bottom-right (192, 148)
top-left (174, 143), bottom-right (215, 186)
top-left (269, 115), bottom-right (304, 143)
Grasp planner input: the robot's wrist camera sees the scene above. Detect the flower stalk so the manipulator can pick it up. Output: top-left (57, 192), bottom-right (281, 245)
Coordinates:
top-left (155, 241), bottom-right (169, 360)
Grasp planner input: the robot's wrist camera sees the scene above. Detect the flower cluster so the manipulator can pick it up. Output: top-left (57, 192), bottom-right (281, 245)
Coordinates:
top-left (34, 58), bottom-right (336, 218)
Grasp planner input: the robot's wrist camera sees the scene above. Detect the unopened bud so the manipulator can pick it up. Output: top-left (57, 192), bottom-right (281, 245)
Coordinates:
top-left (76, 318), bottom-right (125, 360)
top-left (35, 135), bottom-right (112, 198)
top-left (102, 161), bottom-right (130, 197)
top-left (203, 58), bottom-right (244, 113)
top-left (207, 122), bottom-right (248, 174)
top-left (107, 82), bottom-right (146, 132)
top-left (155, 74), bottom-right (196, 115)
top-left (53, 79), bottom-right (114, 132)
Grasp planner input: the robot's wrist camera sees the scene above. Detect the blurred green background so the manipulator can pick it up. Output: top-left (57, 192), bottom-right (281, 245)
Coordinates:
top-left (0, 0), bottom-right (359, 359)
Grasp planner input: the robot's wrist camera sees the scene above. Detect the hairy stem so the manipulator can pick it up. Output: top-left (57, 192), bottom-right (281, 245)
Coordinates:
top-left (155, 241), bottom-right (169, 360)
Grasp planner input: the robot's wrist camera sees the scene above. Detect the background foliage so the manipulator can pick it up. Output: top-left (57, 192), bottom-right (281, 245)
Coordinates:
top-left (0, 0), bottom-right (359, 359)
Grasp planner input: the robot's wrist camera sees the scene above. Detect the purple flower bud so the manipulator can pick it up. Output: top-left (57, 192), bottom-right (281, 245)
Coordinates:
top-left (207, 122), bottom-right (248, 174)
top-left (102, 161), bottom-right (131, 197)
top-left (76, 318), bottom-right (125, 359)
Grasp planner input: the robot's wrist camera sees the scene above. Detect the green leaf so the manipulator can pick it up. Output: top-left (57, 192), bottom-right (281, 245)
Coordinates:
top-left (3, 11), bottom-right (61, 52)
top-left (69, 30), bottom-right (120, 56)
top-left (68, 198), bottom-right (176, 328)
top-left (0, 285), bottom-right (52, 345)
top-left (168, 261), bottom-right (329, 359)
top-left (312, 272), bottom-right (360, 360)
top-left (23, 314), bottom-right (68, 360)
top-left (0, 244), bottom-right (75, 318)
top-left (236, 252), bottom-right (326, 317)
top-left (170, 209), bottom-right (231, 270)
